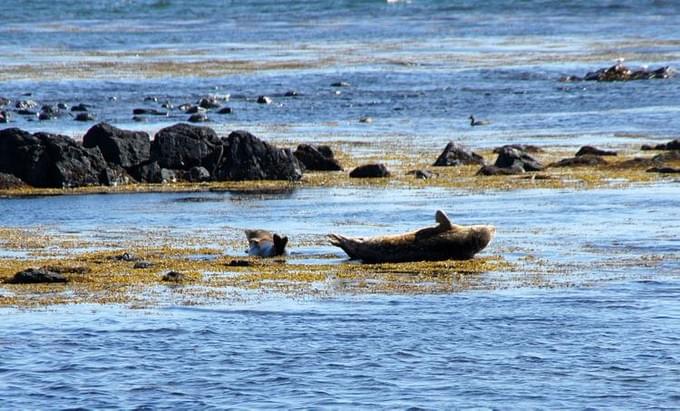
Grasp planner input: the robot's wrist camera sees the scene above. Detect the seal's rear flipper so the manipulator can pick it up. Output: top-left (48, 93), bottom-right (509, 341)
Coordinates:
top-left (435, 210), bottom-right (452, 229)
top-left (273, 234), bottom-right (288, 256)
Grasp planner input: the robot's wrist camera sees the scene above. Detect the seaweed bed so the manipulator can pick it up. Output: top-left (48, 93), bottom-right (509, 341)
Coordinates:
top-left (1, 143), bottom-right (678, 307)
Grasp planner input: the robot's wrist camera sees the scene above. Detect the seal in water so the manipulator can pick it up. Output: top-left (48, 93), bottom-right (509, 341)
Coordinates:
top-left (245, 230), bottom-right (288, 257)
top-left (328, 210), bottom-right (495, 263)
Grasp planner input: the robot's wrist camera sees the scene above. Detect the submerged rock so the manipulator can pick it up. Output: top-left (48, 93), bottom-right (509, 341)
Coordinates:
top-left (132, 108), bottom-right (167, 116)
top-left (349, 163), bottom-right (391, 178)
top-left (433, 142), bottom-right (485, 166)
top-left (293, 144), bottom-right (343, 171)
top-left (217, 107), bottom-right (233, 114)
top-left (215, 130), bottom-right (302, 181)
top-left (5, 268), bottom-right (67, 284)
top-left (70, 103), bottom-right (91, 112)
top-left (575, 146), bottom-right (617, 157)
top-left (82, 123), bottom-right (151, 169)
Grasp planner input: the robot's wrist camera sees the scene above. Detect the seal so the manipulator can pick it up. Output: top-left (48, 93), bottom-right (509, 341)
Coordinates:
top-left (245, 229), bottom-right (288, 257)
top-left (328, 210), bottom-right (495, 263)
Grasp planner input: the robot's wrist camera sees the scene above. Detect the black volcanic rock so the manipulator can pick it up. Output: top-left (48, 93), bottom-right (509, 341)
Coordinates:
top-left (5, 267), bottom-right (67, 284)
top-left (150, 123), bottom-right (223, 171)
top-left (82, 123), bottom-right (151, 169)
top-left (0, 128), bottom-right (109, 188)
top-left (214, 130), bottom-right (302, 181)
top-left (494, 146), bottom-right (544, 171)
top-left (349, 163), bottom-right (391, 178)
top-left (433, 142), bottom-right (485, 166)
top-left (293, 144), bottom-right (343, 171)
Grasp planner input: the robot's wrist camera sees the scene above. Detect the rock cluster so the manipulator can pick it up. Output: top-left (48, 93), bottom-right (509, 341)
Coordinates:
top-left (0, 122), bottom-right (303, 188)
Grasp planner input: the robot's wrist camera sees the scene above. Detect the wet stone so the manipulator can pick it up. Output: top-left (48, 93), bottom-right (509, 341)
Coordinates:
top-left (132, 108), bottom-right (167, 116)
top-left (162, 271), bottom-right (186, 282)
top-left (647, 167), bottom-right (680, 174)
top-left (71, 103), bottom-right (91, 112)
top-left (550, 155), bottom-right (609, 167)
top-left (5, 267), bottom-right (67, 284)
top-left (575, 146), bottom-right (617, 157)
top-left (349, 163), bottom-right (391, 178)
top-left (257, 96), bottom-right (272, 105)
top-left (15, 100), bottom-right (38, 110)
top-left (433, 142), bottom-right (485, 166)
top-left (113, 252), bottom-right (140, 262)
top-left (476, 164), bottom-right (525, 176)
top-left (133, 261), bottom-right (154, 269)
top-left (74, 112), bottom-right (96, 121)
top-left (188, 113), bottom-right (209, 123)
top-left (227, 259), bottom-right (254, 267)
top-left (407, 169), bottom-right (435, 179)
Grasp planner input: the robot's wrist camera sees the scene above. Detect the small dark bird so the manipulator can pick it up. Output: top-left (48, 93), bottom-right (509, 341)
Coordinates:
top-left (469, 115), bottom-right (490, 126)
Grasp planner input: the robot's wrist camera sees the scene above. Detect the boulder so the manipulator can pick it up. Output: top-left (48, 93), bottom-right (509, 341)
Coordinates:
top-left (550, 155), bottom-right (608, 167)
top-left (5, 267), bottom-right (67, 284)
top-left (188, 113), bottom-right (209, 123)
top-left (0, 172), bottom-right (26, 189)
top-left (433, 142), bottom-right (485, 166)
top-left (349, 163), bottom-right (391, 178)
top-left (187, 166), bottom-right (210, 182)
top-left (82, 123), bottom-right (151, 169)
top-left (74, 112), bottom-right (96, 121)
top-left (575, 146), bottom-right (617, 157)
top-left (129, 161), bottom-right (163, 183)
top-left (0, 128), bottom-right (109, 188)
top-left (198, 96), bottom-right (221, 109)
top-left (494, 146), bottom-right (544, 171)
top-left (641, 139), bottom-right (680, 151)
top-left (151, 123), bottom-right (223, 171)
top-left (293, 144), bottom-right (343, 171)
top-left (584, 64), bottom-right (673, 82)
top-left (215, 130), bottom-right (302, 181)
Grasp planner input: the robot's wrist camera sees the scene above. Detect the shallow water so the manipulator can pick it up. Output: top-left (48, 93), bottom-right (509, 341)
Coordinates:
top-left (2, 281), bottom-right (680, 409)
top-left (2, 0), bottom-right (680, 408)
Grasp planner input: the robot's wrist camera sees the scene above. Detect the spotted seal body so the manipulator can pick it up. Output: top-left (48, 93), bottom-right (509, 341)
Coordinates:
top-left (328, 210), bottom-right (495, 263)
top-left (245, 230), bottom-right (288, 257)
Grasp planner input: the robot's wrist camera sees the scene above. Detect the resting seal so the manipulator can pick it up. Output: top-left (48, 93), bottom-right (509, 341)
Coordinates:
top-left (328, 210), bottom-right (495, 263)
top-left (245, 230), bottom-right (288, 257)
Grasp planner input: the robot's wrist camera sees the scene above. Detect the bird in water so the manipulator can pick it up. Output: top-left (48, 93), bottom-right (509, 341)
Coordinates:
top-left (244, 229), bottom-right (288, 257)
top-left (469, 115), bottom-right (491, 126)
